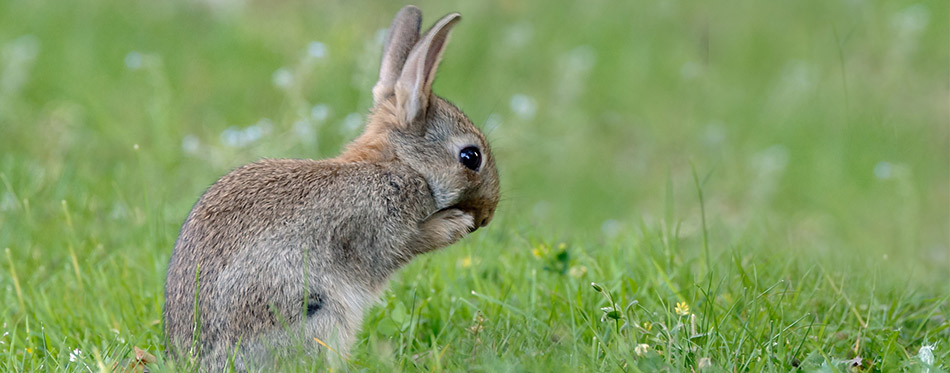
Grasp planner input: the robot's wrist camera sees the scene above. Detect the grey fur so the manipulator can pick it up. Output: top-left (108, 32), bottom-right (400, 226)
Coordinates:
top-left (373, 6), bottom-right (422, 105)
top-left (163, 6), bottom-right (498, 371)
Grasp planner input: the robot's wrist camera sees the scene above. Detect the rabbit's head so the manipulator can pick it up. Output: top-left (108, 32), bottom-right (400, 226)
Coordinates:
top-left (341, 6), bottom-right (499, 229)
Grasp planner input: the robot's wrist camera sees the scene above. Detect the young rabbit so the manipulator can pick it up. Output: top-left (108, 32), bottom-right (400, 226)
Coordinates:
top-left (163, 5), bottom-right (499, 370)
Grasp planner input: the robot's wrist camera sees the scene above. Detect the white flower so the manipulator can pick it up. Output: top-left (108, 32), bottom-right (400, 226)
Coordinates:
top-left (568, 265), bottom-right (587, 278)
top-left (509, 94), bottom-right (536, 120)
top-left (341, 113), bottom-right (363, 134)
top-left (272, 67), bottom-right (293, 89)
top-left (874, 161), bottom-right (895, 179)
top-left (503, 22), bottom-right (533, 47)
top-left (601, 219), bottom-right (622, 239)
top-left (293, 120), bottom-right (314, 144)
top-left (220, 119), bottom-right (272, 148)
top-left (698, 357), bottom-right (712, 370)
top-left (125, 51), bottom-right (143, 70)
top-left (311, 104), bottom-right (331, 122)
top-left (69, 348), bottom-right (82, 362)
top-left (483, 113), bottom-right (502, 133)
top-left (181, 134), bottom-right (200, 154)
top-left (890, 4), bottom-right (930, 35)
top-left (307, 41), bottom-right (327, 59)
top-left (634, 343), bottom-right (650, 356)
top-left (840, 356), bottom-right (862, 367)
top-left (918, 342), bottom-right (936, 366)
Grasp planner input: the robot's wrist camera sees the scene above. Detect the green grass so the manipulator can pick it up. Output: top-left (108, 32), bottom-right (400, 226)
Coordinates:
top-left (1, 0), bottom-right (947, 371)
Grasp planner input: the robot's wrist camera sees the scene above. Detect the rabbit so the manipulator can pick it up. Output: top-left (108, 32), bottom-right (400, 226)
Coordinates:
top-left (163, 5), bottom-right (499, 370)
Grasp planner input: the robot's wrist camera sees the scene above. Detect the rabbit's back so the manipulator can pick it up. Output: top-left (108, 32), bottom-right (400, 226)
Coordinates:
top-left (163, 158), bottom-right (434, 365)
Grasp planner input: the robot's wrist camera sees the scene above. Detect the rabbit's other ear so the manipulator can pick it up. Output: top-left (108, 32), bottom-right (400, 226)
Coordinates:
top-left (395, 12), bottom-right (461, 127)
top-left (373, 6), bottom-right (423, 105)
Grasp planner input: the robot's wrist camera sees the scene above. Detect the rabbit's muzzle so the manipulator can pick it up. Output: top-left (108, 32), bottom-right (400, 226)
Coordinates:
top-left (456, 196), bottom-right (497, 231)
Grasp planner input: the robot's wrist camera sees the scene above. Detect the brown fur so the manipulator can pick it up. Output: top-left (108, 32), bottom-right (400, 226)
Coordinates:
top-left (163, 6), bottom-right (498, 370)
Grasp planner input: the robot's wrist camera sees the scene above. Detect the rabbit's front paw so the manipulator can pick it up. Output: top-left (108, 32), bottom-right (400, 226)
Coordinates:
top-left (415, 208), bottom-right (475, 253)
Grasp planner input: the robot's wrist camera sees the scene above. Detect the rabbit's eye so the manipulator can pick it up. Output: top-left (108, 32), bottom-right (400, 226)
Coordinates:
top-left (459, 146), bottom-right (481, 171)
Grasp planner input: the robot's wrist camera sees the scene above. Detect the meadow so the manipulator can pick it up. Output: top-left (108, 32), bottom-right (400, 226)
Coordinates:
top-left (0, 0), bottom-right (948, 371)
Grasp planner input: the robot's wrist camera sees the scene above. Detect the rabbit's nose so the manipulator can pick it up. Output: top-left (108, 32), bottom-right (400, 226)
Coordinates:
top-left (478, 214), bottom-right (493, 227)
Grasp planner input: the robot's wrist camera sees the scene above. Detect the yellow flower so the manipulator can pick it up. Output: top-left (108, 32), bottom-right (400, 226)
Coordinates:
top-left (642, 321), bottom-right (653, 332)
top-left (459, 256), bottom-right (473, 268)
top-left (675, 301), bottom-right (690, 316)
top-left (531, 244), bottom-right (549, 259)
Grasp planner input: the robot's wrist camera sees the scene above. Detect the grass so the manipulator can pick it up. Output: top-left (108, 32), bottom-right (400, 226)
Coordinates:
top-left (1, 0), bottom-right (947, 371)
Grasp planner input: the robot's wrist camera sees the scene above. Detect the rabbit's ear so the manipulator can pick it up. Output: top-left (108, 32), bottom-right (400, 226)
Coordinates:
top-left (395, 12), bottom-right (461, 127)
top-left (372, 6), bottom-right (423, 105)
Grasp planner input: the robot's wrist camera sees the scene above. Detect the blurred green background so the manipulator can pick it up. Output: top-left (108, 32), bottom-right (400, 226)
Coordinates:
top-left (0, 0), bottom-right (947, 370)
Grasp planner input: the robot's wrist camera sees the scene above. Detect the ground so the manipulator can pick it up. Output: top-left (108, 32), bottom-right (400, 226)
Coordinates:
top-left (0, 0), bottom-right (947, 371)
